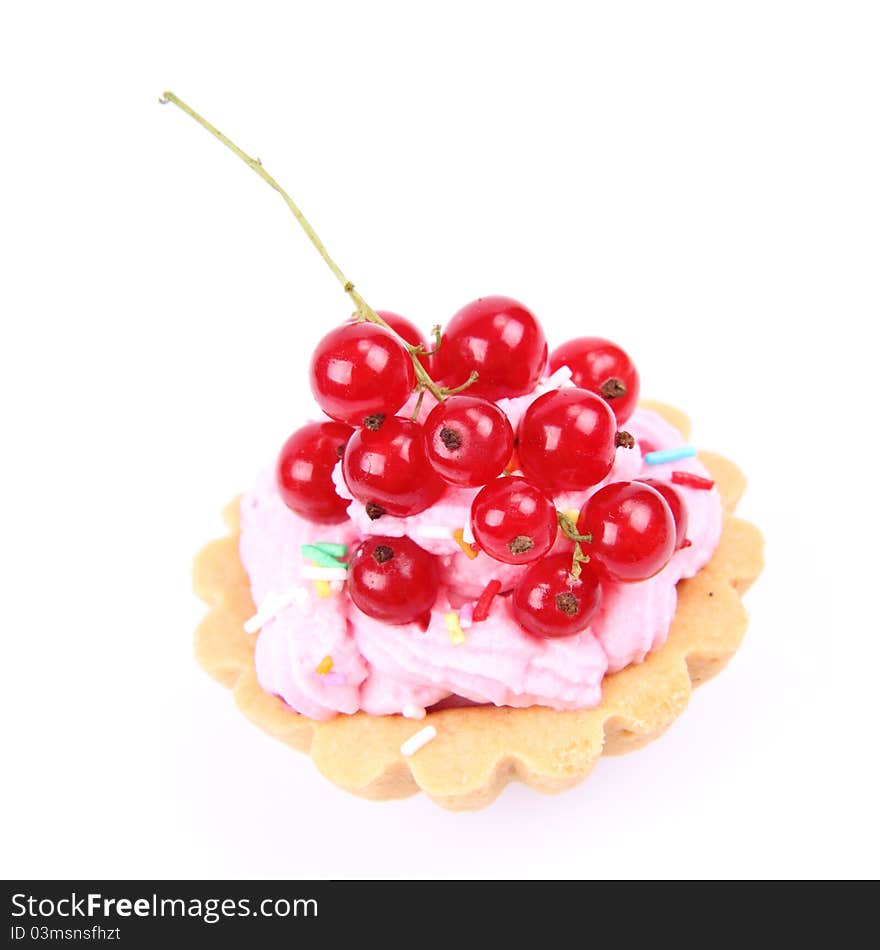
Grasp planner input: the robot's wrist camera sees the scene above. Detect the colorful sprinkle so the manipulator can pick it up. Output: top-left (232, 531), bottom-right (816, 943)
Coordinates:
top-left (462, 516), bottom-right (476, 545)
top-left (313, 580), bottom-right (332, 598)
top-left (315, 655), bottom-right (334, 675)
top-left (563, 508), bottom-right (579, 524)
top-left (644, 445), bottom-right (697, 466)
top-left (543, 365), bottom-right (573, 388)
top-left (400, 725), bottom-right (437, 756)
top-left (311, 541), bottom-right (348, 558)
top-left (402, 703), bottom-right (426, 720)
top-left (445, 612), bottom-right (466, 645)
top-left (473, 579), bottom-right (502, 622)
top-left (504, 448), bottom-right (521, 474)
top-left (301, 565), bottom-right (349, 582)
top-left (671, 470), bottom-right (715, 490)
top-left (458, 602), bottom-right (474, 629)
top-left (453, 528), bottom-right (480, 560)
top-left (243, 586), bottom-right (309, 633)
top-left (300, 544), bottom-right (347, 569)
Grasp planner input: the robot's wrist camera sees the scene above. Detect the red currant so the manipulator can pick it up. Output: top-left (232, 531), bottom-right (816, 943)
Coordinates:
top-left (637, 479), bottom-right (689, 550)
top-left (512, 554), bottom-right (603, 638)
top-left (309, 322), bottom-right (415, 427)
top-left (517, 388), bottom-right (617, 494)
top-left (549, 337), bottom-right (640, 424)
top-left (342, 416), bottom-right (444, 518)
top-left (423, 395), bottom-right (514, 487)
top-left (376, 310), bottom-right (432, 372)
top-left (577, 481), bottom-right (675, 582)
top-left (470, 476), bottom-right (557, 565)
top-left (348, 536), bottom-right (440, 624)
top-left (433, 296), bottom-right (547, 399)
top-left (275, 421), bottom-right (353, 523)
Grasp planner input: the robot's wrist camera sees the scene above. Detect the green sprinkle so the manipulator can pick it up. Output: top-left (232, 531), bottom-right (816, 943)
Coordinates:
top-left (300, 544), bottom-right (348, 569)
top-left (312, 541), bottom-right (348, 558)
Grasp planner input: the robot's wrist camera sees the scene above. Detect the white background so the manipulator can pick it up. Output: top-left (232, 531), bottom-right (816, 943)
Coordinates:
top-left (2, 1), bottom-right (878, 880)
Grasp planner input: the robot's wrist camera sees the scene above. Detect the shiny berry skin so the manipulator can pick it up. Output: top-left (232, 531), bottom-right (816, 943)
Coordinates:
top-left (342, 416), bottom-right (444, 518)
top-left (637, 479), bottom-right (689, 550)
top-left (309, 322), bottom-right (415, 427)
top-left (577, 481), bottom-right (676, 582)
top-left (275, 421), bottom-right (353, 524)
top-left (517, 388), bottom-right (617, 494)
top-left (512, 554), bottom-right (603, 638)
top-left (423, 395), bottom-right (515, 487)
top-left (433, 296), bottom-right (548, 399)
top-left (348, 536), bottom-right (440, 625)
top-left (549, 337), bottom-right (640, 424)
top-left (376, 310), bottom-right (432, 372)
top-left (470, 476), bottom-right (557, 565)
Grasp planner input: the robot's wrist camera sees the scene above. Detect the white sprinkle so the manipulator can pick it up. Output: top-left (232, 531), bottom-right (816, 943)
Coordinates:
top-left (413, 525), bottom-right (456, 540)
top-left (243, 585), bottom-right (309, 633)
top-left (458, 602), bottom-right (474, 629)
top-left (402, 704), bottom-right (426, 720)
top-left (543, 364), bottom-right (573, 388)
top-left (301, 565), bottom-right (349, 581)
top-left (462, 515), bottom-right (475, 545)
top-left (400, 725), bottom-right (437, 756)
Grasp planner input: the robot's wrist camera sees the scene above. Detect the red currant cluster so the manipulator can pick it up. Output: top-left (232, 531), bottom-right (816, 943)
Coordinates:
top-left (276, 295), bottom-right (687, 640)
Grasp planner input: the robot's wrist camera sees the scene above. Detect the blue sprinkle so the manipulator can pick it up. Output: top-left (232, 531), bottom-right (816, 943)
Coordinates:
top-left (644, 445), bottom-right (697, 465)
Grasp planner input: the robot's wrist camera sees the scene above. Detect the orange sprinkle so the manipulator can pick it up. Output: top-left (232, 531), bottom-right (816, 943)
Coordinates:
top-left (453, 528), bottom-right (480, 560)
top-left (504, 448), bottom-right (521, 474)
top-left (315, 655), bottom-right (333, 675)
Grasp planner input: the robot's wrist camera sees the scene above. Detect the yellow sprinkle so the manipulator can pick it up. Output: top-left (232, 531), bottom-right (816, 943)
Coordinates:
top-left (315, 655), bottom-right (333, 675)
top-left (452, 528), bottom-right (479, 560)
top-left (563, 508), bottom-right (579, 524)
top-left (445, 612), bottom-right (466, 645)
top-left (313, 579), bottom-right (332, 598)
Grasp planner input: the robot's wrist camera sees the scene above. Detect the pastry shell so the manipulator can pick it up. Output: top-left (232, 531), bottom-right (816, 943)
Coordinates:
top-left (193, 402), bottom-right (764, 810)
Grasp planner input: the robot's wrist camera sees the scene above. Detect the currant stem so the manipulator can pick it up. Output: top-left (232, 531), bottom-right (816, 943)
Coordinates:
top-left (423, 325), bottom-right (443, 357)
top-left (441, 371), bottom-right (480, 397)
top-left (557, 511), bottom-right (591, 544)
top-left (160, 91), bottom-right (465, 402)
top-left (411, 388), bottom-right (427, 421)
top-left (557, 511), bottom-right (592, 581)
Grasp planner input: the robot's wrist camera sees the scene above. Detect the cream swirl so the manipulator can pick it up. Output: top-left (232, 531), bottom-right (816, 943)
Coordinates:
top-left (240, 404), bottom-right (722, 719)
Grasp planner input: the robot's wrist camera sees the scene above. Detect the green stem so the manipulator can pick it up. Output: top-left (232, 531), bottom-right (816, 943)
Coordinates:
top-left (556, 511), bottom-right (592, 580)
top-left (159, 91), bottom-right (468, 402)
top-left (441, 371), bottom-right (480, 397)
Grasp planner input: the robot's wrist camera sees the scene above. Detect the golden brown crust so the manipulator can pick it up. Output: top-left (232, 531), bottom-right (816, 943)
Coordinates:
top-left (193, 402), bottom-right (764, 810)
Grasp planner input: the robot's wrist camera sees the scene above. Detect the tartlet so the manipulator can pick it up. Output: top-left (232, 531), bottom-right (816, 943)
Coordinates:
top-left (193, 402), bottom-right (763, 811)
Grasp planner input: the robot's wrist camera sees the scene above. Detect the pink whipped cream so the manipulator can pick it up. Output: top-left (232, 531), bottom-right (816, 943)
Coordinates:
top-left (239, 388), bottom-right (722, 720)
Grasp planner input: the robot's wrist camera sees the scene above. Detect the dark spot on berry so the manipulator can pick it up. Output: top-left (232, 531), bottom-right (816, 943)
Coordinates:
top-left (363, 413), bottom-right (386, 431)
top-left (508, 535), bottom-right (534, 555)
top-left (555, 592), bottom-right (579, 616)
top-left (372, 544), bottom-right (394, 564)
top-left (336, 443), bottom-right (346, 458)
top-left (365, 502), bottom-right (385, 520)
top-left (615, 430), bottom-right (635, 449)
top-left (600, 377), bottom-right (627, 399)
top-left (708, 591), bottom-right (714, 597)
top-left (439, 427), bottom-right (462, 451)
